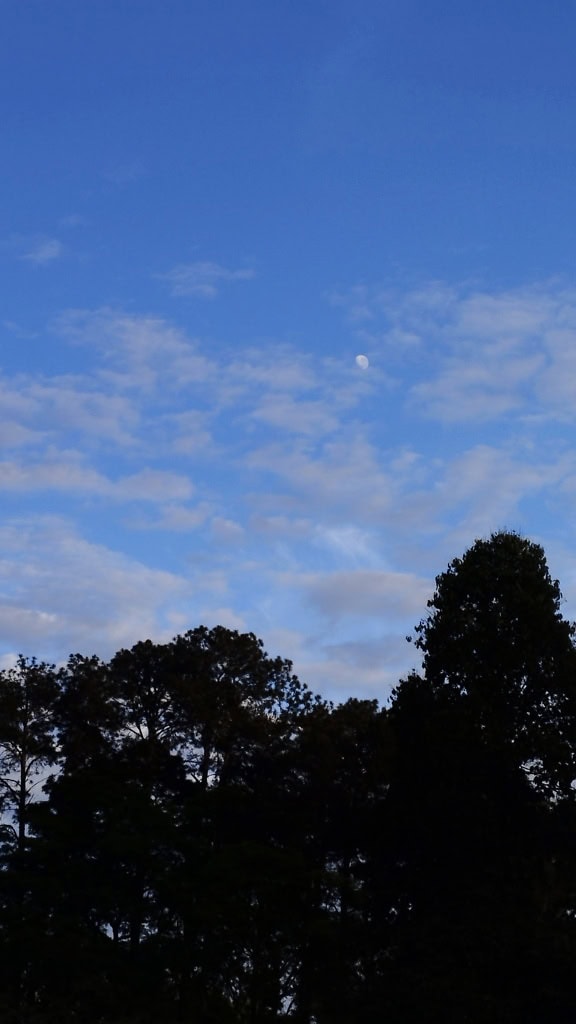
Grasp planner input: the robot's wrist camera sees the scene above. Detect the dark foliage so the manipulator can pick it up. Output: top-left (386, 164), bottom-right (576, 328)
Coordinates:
top-left (0, 535), bottom-right (575, 1021)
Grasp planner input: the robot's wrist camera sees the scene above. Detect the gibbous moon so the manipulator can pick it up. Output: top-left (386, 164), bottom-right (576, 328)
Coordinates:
top-left (355, 354), bottom-right (369, 369)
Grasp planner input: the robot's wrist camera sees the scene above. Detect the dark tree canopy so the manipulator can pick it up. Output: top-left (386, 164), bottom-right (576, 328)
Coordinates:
top-left (0, 537), bottom-right (575, 1021)
top-left (412, 530), bottom-right (576, 794)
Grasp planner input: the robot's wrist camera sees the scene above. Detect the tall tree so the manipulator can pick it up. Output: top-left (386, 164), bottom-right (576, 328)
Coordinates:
top-left (289, 698), bottom-right (393, 1024)
top-left (0, 655), bottom-right (59, 855)
top-left (388, 531), bottom-right (576, 1021)
top-left (55, 653), bottom-right (121, 773)
top-left (29, 628), bottom-right (320, 1022)
top-left (411, 529), bottom-right (576, 795)
top-left (169, 626), bottom-right (315, 790)
top-left (0, 656), bottom-right (59, 1021)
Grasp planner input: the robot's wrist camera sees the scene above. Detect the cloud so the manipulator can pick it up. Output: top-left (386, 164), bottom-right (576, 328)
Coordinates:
top-left (0, 372), bottom-right (140, 450)
top-left (115, 469), bottom-right (194, 503)
top-left (0, 517), bottom-right (192, 661)
top-left (158, 260), bottom-right (255, 298)
top-left (58, 214), bottom-right (87, 229)
top-left (20, 238), bottom-right (63, 265)
top-left (0, 421), bottom-right (45, 449)
top-left (55, 308), bottom-right (216, 393)
top-left (210, 517), bottom-right (245, 544)
top-left (313, 524), bottom-right (381, 564)
top-left (29, 380), bottom-right (139, 446)
top-left (167, 410), bottom-right (216, 456)
top-left (411, 351), bottom-right (545, 422)
top-left (226, 349), bottom-right (317, 393)
top-left (332, 278), bottom-right (576, 424)
top-left (0, 457), bottom-right (109, 496)
top-left (246, 436), bottom-right (395, 523)
top-left (132, 502), bottom-right (211, 532)
top-left (296, 635), bottom-right (420, 701)
top-left (6, 286), bottom-right (576, 703)
top-left (196, 606), bottom-right (247, 632)
top-left (2, 320), bottom-right (38, 339)
top-left (0, 456), bottom-right (193, 505)
top-left (251, 395), bottom-right (340, 436)
top-left (288, 568), bottom-right (431, 622)
top-left (451, 443), bottom-right (557, 537)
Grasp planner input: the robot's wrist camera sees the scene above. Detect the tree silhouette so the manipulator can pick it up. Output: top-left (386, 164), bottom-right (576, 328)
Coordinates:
top-left (0, 535), bottom-right (575, 1020)
top-left (412, 530), bottom-right (576, 795)
top-left (389, 531), bottom-right (576, 1021)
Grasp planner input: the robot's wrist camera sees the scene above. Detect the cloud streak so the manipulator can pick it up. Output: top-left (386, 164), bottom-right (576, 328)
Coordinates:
top-left (3, 281), bottom-right (576, 700)
top-left (158, 260), bottom-right (255, 298)
top-left (20, 238), bottom-right (63, 265)
top-left (0, 517), bottom-right (192, 663)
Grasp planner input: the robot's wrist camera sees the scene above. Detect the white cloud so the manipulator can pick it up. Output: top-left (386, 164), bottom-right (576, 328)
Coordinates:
top-left (332, 278), bottom-right (576, 424)
top-left (210, 517), bottom-right (245, 544)
top-left (411, 351), bottom-right (545, 422)
top-left (115, 469), bottom-right (194, 503)
top-left (196, 606), bottom-right (247, 632)
top-left (246, 436), bottom-right (395, 523)
top-left (288, 568), bottom-right (431, 621)
top-left (4, 285), bottom-right (576, 701)
top-left (281, 634), bottom-right (419, 702)
top-left (133, 502), bottom-right (211, 531)
top-left (0, 517), bottom-right (193, 661)
top-left (2, 320), bottom-right (38, 339)
top-left (29, 380), bottom-right (139, 446)
top-left (55, 308), bottom-right (218, 396)
top-left (168, 411), bottom-right (216, 456)
top-left (251, 394), bottom-right (340, 436)
top-left (313, 524), bottom-right (379, 564)
top-left (158, 260), bottom-right (255, 298)
top-left (20, 238), bottom-right (63, 265)
top-left (0, 457), bottom-right (110, 495)
top-left (249, 515), bottom-right (313, 540)
top-left (0, 373), bottom-right (140, 450)
top-left (226, 349), bottom-right (317, 393)
top-left (432, 444), bottom-right (573, 538)
top-left (536, 328), bottom-right (576, 414)
top-left (0, 456), bottom-right (193, 505)
top-left (0, 421), bottom-right (45, 449)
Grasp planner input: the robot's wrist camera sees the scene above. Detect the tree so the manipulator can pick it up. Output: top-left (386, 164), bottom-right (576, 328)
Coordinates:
top-left (0, 656), bottom-right (59, 855)
top-left (168, 626), bottom-right (316, 790)
top-left (411, 529), bottom-right (576, 795)
top-left (387, 531), bottom-right (576, 1021)
top-left (0, 657), bottom-right (59, 1021)
top-left (288, 698), bottom-right (393, 1024)
top-left (55, 653), bottom-right (121, 773)
top-left (28, 628), bottom-right (320, 1022)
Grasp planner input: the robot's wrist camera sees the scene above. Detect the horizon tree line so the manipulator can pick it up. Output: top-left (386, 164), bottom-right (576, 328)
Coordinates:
top-left (0, 530), bottom-right (575, 1022)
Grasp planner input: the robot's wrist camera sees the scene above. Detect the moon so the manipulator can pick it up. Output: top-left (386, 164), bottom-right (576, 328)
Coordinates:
top-left (355, 354), bottom-right (369, 369)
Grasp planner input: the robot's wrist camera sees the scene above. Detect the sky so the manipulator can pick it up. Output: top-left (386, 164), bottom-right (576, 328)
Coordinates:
top-left (3, 0), bottom-right (576, 703)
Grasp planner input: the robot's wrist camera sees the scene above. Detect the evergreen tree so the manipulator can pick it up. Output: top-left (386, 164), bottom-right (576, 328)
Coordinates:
top-left (388, 531), bottom-right (576, 1021)
top-left (412, 530), bottom-right (576, 795)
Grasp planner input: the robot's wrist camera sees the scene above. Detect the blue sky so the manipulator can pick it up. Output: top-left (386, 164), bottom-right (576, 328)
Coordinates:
top-left (3, 0), bottom-right (576, 701)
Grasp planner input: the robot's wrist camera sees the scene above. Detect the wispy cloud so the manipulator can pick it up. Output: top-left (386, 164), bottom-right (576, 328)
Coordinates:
top-left (0, 371), bottom-right (138, 449)
top-left (0, 456), bottom-right (193, 505)
top-left (103, 160), bottom-right (145, 185)
top-left (0, 516), bottom-right (191, 662)
top-left (158, 260), bottom-right (255, 298)
top-left (4, 284), bottom-right (576, 700)
top-left (130, 502), bottom-right (211, 532)
top-left (333, 278), bottom-right (576, 424)
top-left (285, 568), bottom-right (431, 622)
top-left (20, 238), bottom-right (63, 265)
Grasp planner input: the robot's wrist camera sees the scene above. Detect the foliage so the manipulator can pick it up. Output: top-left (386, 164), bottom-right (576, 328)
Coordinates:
top-left (0, 537), bottom-right (575, 1020)
top-left (411, 530), bottom-right (576, 794)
